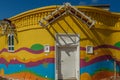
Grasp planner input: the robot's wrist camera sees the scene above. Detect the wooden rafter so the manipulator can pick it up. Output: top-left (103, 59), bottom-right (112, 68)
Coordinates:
top-left (39, 3), bottom-right (95, 28)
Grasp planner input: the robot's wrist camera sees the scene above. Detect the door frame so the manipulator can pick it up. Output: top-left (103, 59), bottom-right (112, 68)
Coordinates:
top-left (55, 33), bottom-right (80, 80)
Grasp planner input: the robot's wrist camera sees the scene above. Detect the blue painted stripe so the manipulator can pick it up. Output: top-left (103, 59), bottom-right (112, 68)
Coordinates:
top-left (0, 63), bottom-right (55, 79)
top-left (0, 60), bottom-right (120, 79)
top-left (80, 60), bottom-right (120, 75)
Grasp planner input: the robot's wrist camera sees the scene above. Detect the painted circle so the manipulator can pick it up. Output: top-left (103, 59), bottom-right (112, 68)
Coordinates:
top-left (114, 41), bottom-right (120, 48)
top-left (31, 44), bottom-right (44, 51)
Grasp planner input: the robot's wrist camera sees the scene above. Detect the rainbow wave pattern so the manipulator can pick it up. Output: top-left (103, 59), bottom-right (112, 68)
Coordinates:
top-left (0, 43), bottom-right (120, 80)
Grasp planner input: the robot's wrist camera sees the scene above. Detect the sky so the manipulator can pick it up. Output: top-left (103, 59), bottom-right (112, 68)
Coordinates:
top-left (0, 0), bottom-right (119, 20)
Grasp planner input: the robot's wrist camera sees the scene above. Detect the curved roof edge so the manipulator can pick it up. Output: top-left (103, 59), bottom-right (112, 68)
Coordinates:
top-left (9, 5), bottom-right (120, 20)
top-left (9, 5), bottom-right (59, 20)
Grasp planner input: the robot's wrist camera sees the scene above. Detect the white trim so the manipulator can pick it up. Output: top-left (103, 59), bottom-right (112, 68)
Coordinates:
top-left (56, 33), bottom-right (80, 46)
top-left (55, 33), bottom-right (80, 80)
top-left (76, 34), bottom-right (80, 80)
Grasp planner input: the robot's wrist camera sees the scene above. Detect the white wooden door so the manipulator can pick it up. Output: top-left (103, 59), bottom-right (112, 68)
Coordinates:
top-left (58, 47), bottom-right (77, 80)
top-left (56, 34), bottom-right (80, 80)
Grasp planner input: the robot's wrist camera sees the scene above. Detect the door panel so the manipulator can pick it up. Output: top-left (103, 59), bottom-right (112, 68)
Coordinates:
top-left (56, 34), bottom-right (80, 80)
top-left (57, 47), bottom-right (77, 80)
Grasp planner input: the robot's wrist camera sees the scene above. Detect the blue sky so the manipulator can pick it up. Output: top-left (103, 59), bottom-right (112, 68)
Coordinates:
top-left (0, 0), bottom-right (119, 20)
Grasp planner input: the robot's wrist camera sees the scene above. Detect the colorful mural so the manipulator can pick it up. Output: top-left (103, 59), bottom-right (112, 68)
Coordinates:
top-left (0, 44), bottom-right (54, 80)
top-left (0, 43), bottom-right (120, 79)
